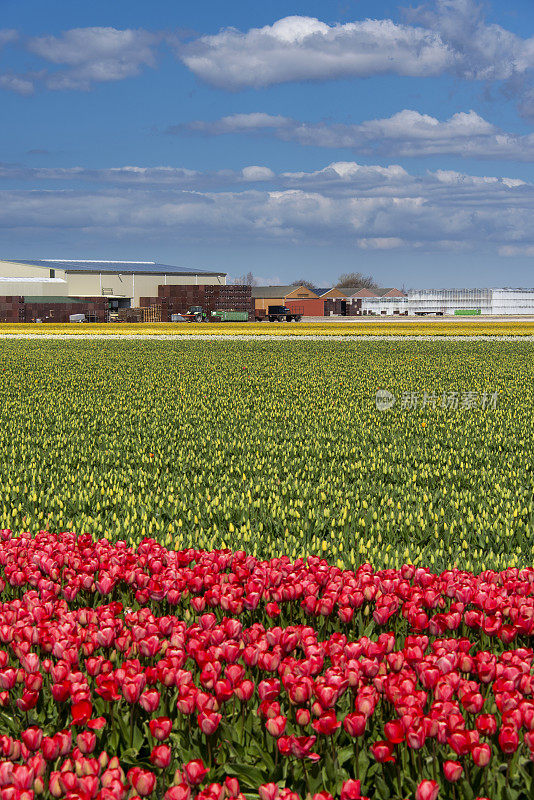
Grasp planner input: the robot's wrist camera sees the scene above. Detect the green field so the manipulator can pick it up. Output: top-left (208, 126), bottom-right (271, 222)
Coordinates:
top-left (1, 339), bottom-right (532, 571)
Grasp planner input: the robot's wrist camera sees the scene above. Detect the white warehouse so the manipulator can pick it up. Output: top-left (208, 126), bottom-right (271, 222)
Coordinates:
top-left (407, 288), bottom-right (534, 315)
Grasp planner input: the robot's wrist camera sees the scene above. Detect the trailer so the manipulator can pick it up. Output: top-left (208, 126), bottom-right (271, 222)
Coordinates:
top-left (255, 305), bottom-right (303, 322)
top-left (210, 310), bottom-right (250, 322)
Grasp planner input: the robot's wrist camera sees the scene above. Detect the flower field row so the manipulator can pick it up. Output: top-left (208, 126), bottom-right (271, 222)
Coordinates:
top-left (0, 530), bottom-right (533, 799)
top-left (0, 340), bottom-right (531, 572)
top-left (0, 322), bottom-right (532, 337)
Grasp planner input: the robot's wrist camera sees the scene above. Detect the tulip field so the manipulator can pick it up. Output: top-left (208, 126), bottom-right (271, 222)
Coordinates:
top-left (0, 320), bottom-right (533, 337)
top-left (0, 338), bottom-right (532, 800)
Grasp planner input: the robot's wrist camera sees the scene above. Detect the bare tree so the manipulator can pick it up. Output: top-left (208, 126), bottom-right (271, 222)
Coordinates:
top-left (291, 279), bottom-right (317, 290)
top-left (336, 272), bottom-right (379, 290)
top-left (233, 271), bottom-right (258, 286)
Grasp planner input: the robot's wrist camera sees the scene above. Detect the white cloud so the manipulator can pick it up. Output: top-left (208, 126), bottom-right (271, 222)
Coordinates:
top-left (178, 15), bottom-right (453, 90)
top-left (1, 159), bottom-right (534, 255)
top-left (405, 0), bottom-right (534, 82)
top-left (177, 109), bottom-right (534, 161)
top-left (0, 30), bottom-right (18, 48)
top-left (0, 74), bottom-right (34, 95)
top-left (183, 113), bottom-right (292, 135)
top-left (176, 3), bottom-right (534, 91)
top-left (27, 27), bottom-right (160, 90)
top-left (0, 31), bottom-right (34, 95)
top-left (499, 245), bottom-right (534, 257)
top-left (241, 166), bottom-right (275, 181)
top-left (358, 237), bottom-right (406, 249)
top-left (0, 164), bottom-right (282, 187)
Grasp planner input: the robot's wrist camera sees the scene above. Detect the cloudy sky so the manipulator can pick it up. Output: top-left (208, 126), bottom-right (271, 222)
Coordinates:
top-left (1, 0), bottom-right (534, 286)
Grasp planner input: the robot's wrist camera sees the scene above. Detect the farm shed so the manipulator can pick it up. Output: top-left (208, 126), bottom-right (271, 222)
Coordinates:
top-left (252, 285), bottom-right (324, 316)
top-left (0, 259), bottom-right (226, 308)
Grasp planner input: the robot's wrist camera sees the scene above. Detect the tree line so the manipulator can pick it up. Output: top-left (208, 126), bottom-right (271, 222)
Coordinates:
top-left (233, 271), bottom-right (379, 291)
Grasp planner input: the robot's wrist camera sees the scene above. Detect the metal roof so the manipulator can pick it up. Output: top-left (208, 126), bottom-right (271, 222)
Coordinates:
top-left (373, 288), bottom-right (407, 297)
top-left (342, 287), bottom-right (378, 297)
top-left (251, 286), bottom-right (297, 298)
top-left (8, 259), bottom-right (225, 276)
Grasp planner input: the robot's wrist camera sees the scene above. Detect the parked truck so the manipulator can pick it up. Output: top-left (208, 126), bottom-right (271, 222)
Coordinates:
top-left (255, 305), bottom-right (303, 322)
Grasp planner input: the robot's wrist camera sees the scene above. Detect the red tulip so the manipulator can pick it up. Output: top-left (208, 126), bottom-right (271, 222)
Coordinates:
top-left (475, 714), bottom-right (497, 736)
top-left (128, 767), bottom-right (157, 797)
top-left (296, 708), bottom-right (311, 727)
top-left (71, 699), bottom-right (92, 726)
top-left (266, 716), bottom-right (287, 738)
top-left (312, 710), bottom-right (341, 736)
top-left (21, 726), bottom-right (42, 752)
top-left (443, 761), bottom-right (463, 782)
top-left (290, 735), bottom-right (320, 761)
top-left (76, 731), bottom-right (97, 754)
top-left (371, 741), bottom-right (395, 763)
top-left (471, 743), bottom-right (492, 767)
top-left (384, 720), bottom-right (404, 744)
top-left (17, 690), bottom-right (39, 711)
top-left (197, 710), bottom-right (222, 735)
top-left (499, 726), bottom-right (519, 754)
top-left (258, 679), bottom-right (281, 702)
top-left (416, 780), bottom-right (439, 800)
top-left (12, 765), bottom-right (35, 791)
top-left (340, 780), bottom-right (361, 800)
top-left (224, 777), bottom-right (240, 797)
top-left (149, 716), bottom-right (172, 741)
top-left (343, 713), bottom-right (366, 737)
top-left (234, 680), bottom-right (254, 702)
top-left (164, 784), bottom-right (191, 800)
top-left (96, 677), bottom-right (121, 703)
top-left (448, 730), bottom-right (472, 756)
top-left (259, 783), bottom-right (279, 800)
top-left (182, 759), bottom-right (209, 786)
top-left (42, 736), bottom-right (60, 761)
top-left (88, 716), bottom-right (106, 730)
top-left (151, 744), bottom-right (172, 769)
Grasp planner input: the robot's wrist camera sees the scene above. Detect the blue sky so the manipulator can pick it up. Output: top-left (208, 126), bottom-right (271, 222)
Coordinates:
top-left (2, 0), bottom-right (534, 286)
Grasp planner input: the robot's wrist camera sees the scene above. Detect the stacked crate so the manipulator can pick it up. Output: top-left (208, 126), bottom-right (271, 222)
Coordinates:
top-left (142, 306), bottom-right (162, 323)
top-left (0, 296), bottom-right (23, 323)
top-left (207, 285), bottom-right (253, 315)
top-left (148, 284), bottom-right (253, 320)
top-left (22, 297), bottom-right (108, 323)
top-left (117, 308), bottom-right (143, 323)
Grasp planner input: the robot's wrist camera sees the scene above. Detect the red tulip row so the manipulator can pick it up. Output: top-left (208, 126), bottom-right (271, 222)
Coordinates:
top-left (0, 530), bottom-right (532, 800)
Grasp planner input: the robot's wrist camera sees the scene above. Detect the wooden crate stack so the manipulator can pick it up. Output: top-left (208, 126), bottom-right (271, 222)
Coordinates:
top-left (139, 284), bottom-right (253, 321)
top-left (141, 305), bottom-right (162, 323)
top-left (0, 296), bottom-right (23, 323)
top-left (22, 297), bottom-right (108, 323)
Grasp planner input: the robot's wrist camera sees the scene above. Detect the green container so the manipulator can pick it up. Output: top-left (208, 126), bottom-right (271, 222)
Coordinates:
top-left (211, 310), bottom-right (249, 322)
top-left (454, 309), bottom-right (481, 316)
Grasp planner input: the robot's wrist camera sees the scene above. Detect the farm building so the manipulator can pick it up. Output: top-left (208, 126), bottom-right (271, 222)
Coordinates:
top-left (252, 285), bottom-right (409, 317)
top-left (252, 285), bottom-right (325, 316)
top-left (323, 287), bottom-right (408, 315)
top-left (406, 288), bottom-right (534, 315)
top-left (314, 288), bottom-right (348, 300)
top-left (0, 259), bottom-right (226, 309)
top-left (359, 289), bottom-right (408, 315)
